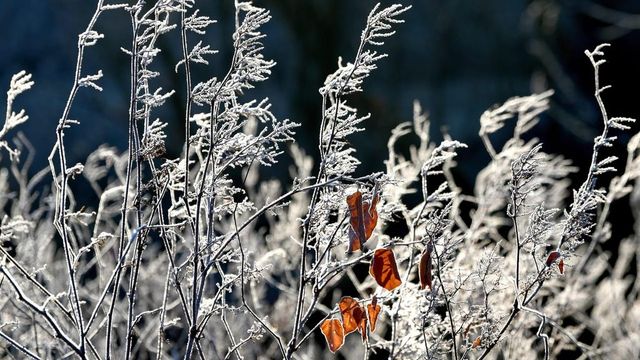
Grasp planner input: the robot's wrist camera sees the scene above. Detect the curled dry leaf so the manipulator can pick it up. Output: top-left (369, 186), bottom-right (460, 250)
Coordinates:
top-left (347, 191), bottom-right (379, 252)
top-left (369, 248), bottom-right (402, 291)
top-left (546, 251), bottom-right (562, 267)
top-left (472, 336), bottom-right (482, 349)
top-left (320, 318), bottom-right (345, 353)
top-left (338, 296), bottom-right (360, 334)
top-left (357, 310), bottom-right (367, 342)
top-left (347, 191), bottom-right (365, 252)
top-left (546, 251), bottom-right (565, 274)
top-left (367, 295), bottom-right (381, 332)
top-left (363, 194), bottom-right (379, 238)
top-left (338, 296), bottom-right (368, 341)
top-left (419, 245), bottom-right (432, 290)
top-left (546, 251), bottom-right (560, 266)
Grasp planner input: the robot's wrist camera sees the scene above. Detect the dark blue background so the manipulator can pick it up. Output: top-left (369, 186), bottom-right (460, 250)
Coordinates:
top-left (1, 0), bottom-right (639, 195)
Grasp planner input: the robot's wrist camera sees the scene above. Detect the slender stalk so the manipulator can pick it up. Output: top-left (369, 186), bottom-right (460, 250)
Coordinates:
top-left (105, 8), bottom-right (140, 358)
top-left (0, 330), bottom-right (42, 360)
top-left (0, 267), bottom-right (82, 356)
top-left (47, 2), bottom-right (107, 358)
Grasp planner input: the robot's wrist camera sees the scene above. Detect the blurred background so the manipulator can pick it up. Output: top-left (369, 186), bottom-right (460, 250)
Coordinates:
top-left (1, 0), bottom-right (640, 240)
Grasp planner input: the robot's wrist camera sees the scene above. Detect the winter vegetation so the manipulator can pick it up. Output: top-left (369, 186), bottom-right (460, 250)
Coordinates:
top-left (1, 1), bottom-right (639, 359)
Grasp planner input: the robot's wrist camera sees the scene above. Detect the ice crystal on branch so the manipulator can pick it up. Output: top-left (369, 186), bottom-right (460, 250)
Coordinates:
top-left (1, 2), bottom-right (639, 360)
top-left (1, 71), bottom-right (34, 157)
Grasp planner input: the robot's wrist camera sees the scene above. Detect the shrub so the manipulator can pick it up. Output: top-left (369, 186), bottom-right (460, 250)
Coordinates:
top-left (1, 1), bottom-right (639, 359)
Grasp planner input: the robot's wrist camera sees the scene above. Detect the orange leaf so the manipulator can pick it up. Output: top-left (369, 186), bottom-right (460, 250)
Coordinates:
top-left (363, 194), bottom-right (379, 240)
top-left (419, 246), bottom-right (432, 290)
top-left (338, 297), bottom-right (368, 341)
top-left (320, 319), bottom-right (345, 353)
top-left (367, 295), bottom-right (381, 332)
top-left (356, 308), bottom-right (368, 342)
top-left (472, 336), bottom-right (481, 349)
top-left (347, 191), bottom-right (366, 252)
top-left (546, 251), bottom-right (561, 266)
top-left (558, 258), bottom-right (564, 274)
top-left (338, 296), bottom-right (360, 334)
top-left (369, 248), bottom-right (402, 291)
top-left (347, 191), bottom-right (379, 252)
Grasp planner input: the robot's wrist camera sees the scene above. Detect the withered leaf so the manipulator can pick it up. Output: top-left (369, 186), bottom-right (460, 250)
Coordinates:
top-left (367, 295), bottom-right (381, 332)
top-left (338, 297), bottom-right (368, 342)
top-left (338, 296), bottom-right (360, 334)
top-left (472, 336), bottom-right (482, 349)
top-left (419, 246), bottom-right (432, 290)
top-left (347, 191), bottom-right (379, 252)
top-left (546, 251), bottom-right (561, 266)
top-left (320, 318), bottom-right (345, 353)
top-left (369, 248), bottom-right (402, 291)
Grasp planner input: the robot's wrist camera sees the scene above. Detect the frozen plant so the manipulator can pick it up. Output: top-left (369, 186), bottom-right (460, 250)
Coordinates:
top-left (0, 1), bottom-right (639, 360)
